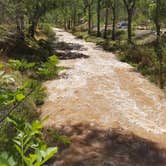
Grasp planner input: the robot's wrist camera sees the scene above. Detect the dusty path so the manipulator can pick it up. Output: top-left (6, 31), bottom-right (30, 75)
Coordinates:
top-left (41, 28), bottom-right (166, 166)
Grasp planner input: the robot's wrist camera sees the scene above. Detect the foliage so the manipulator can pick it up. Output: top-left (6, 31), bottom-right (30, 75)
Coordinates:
top-left (0, 71), bottom-right (15, 87)
top-left (39, 23), bottom-right (55, 40)
top-left (31, 82), bottom-right (47, 106)
top-left (0, 58), bottom-right (63, 164)
top-left (37, 55), bottom-right (61, 80)
top-left (0, 69), bottom-right (25, 107)
top-left (0, 152), bottom-right (16, 166)
top-left (7, 55), bottom-right (62, 81)
top-left (0, 89), bottom-right (25, 106)
top-left (9, 59), bottom-right (35, 74)
top-left (118, 44), bottom-right (165, 84)
top-left (46, 128), bottom-right (71, 146)
top-left (0, 117), bottom-right (58, 166)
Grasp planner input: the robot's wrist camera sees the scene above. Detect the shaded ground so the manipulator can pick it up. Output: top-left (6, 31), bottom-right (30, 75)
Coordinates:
top-left (41, 28), bottom-right (166, 166)
top-left (55, 50), bottom-right (89, 60)
top-left (46, 123), bottom-right (166, 166)
top-left (54, 42), bottom-right (89, 60)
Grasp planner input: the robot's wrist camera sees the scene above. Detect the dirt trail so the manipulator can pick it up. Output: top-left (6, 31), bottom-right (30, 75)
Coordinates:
top-left (41, 28), bottom-right (166, 166)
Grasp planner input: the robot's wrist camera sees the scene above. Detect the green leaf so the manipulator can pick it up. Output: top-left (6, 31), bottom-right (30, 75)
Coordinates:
top-left (0, 152), bottom-right (16, 166)
top-left (0, 63), bottom-right (4, 69)
top-left (40, 147), bottom-right (58, 165)
top-left (6, 117), bottom-right (18, 126)
top-left (16, 94), bottom-right (25, 102)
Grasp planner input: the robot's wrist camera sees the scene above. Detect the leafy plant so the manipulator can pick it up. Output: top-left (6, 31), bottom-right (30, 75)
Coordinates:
top-left (0, 63), bottom-right (4, 69)
top-left (0, 91), bottom-right (24, 106)
top-left (31, 82), bottom-right (47, 106)
top-left (0, 70), bottom-right (15, 87)
top-left (0, 73), bottom-right (31, 107)
top-left (37, 55), bottom-right (61, 80)
top-left (0, 117), bottom-right (58, 166)
top-left (0, 152), bottom-right (16, 166)
top-left (9, 59), bottom-right (35, 74)
top-left (46, 128), bottom-right (71, 145)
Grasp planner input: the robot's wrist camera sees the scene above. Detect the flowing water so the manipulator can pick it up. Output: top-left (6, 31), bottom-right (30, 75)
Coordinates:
top-left (41, 28), bottom-right (166, 165)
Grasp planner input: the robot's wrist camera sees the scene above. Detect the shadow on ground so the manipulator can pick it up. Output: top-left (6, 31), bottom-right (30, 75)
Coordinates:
top-left (53, 42), bottom-right (89, 60)
top-left (54, 50), bottom-right (89, 60)
top-left (45, 123), bottom-right (166, 166)
top-left (55, 42), bottom-right (83, 51)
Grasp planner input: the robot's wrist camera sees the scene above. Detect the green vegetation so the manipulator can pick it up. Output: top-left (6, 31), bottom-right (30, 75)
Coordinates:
top-left (37, 55), bottom-right (62, 80)
top-left (0, 0), bottom-right (166, 165)
top-left (0, 117), bottom-right (58, 166)
top-left (1, 0), bottom-right (165, 88)
top-left (0, 56), bottom-right (63, 165)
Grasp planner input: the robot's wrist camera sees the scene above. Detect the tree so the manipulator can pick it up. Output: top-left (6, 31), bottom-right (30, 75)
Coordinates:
top-left (110, 0), bottom-right (117, 40)
top-left (123, 0), bottom-right (136, 43)
top-left (83, 0), bottom-right (94, 34)
top-left (97, 0), bottom-right (101, 37)
top-left (154, 0), bottom-right (165, 88)
top-left (26, 0), bottom-right (57, 38)
top-left (103, 0), bottom-right (110, 39)
top-left (147, 0), bottom-right (166, 88)
top-left (15, 0), bottom-right (25, 40)
top-left (155, 0), bottom-right (162, 87)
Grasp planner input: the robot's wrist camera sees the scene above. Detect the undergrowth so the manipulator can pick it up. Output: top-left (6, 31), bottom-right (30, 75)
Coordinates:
top-left (0, 53), bottom-right (66, 164)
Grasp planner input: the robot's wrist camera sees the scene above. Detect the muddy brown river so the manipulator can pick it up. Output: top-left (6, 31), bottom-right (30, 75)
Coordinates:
top-left (41, 28), bottom-right (166, 166)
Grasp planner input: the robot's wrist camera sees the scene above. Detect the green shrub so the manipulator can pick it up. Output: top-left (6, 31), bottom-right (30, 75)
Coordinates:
top-left (0, 152), bottom-right (16, 166)
top-left (8, 59), bottom-right (35, 74)
top-left (0, 71), bottom-right (25, 107)
top-left (115, 30), bottom-right (127, 40)
top-left (0, 117), bottom-right (58, 166)
top-left (37, 55), bottom-right (62, 80)
top-left (39, 23), bottom-right (55, 41)
top-left (32, 82), bottom-right (46, 106)
top-left (73, 31), bottom-right (88, 39)
top-left (46, 128), bottom-right (71, 146)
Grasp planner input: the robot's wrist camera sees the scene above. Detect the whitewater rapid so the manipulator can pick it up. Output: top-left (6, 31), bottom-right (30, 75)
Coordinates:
top-left (41, 28), bottom-right (166, 147)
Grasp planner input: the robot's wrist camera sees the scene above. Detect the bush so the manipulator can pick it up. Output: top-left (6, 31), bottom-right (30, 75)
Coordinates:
top-left (37, 55), bottom-right (62, 80)
top-left (115, 30), bottom-right (127, 40)
top-left (8, 59), bottom-right (35, 74)
top-left (0, 117), bottom-right (58, 166)
top-left (119, 46), bottom-right (156, 65)
top-left (39, 23), bottom-right (55, 41)
top-left (73, 31), bottom-right (88, 39)
top-left (32, 82), bottom-right (47, 106)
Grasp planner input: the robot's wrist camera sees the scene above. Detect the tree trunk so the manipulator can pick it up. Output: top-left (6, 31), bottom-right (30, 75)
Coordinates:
top-left (16, 1), bottom-right (25, 40)
top-left (67, 19), bottom-right (70, 30)
top-left (159, 53), bottom-right (163, 88)
top-left (64, 19), bottom-right (66, 30)
top-left (104, 6), bottom-right (109, 39)
top-left (88, 5), bottom-right (92, 34)
top-left (123, 0), bottom-right (136, 44)
top-left (73, 8), bottom-right (77, 28)
top-left (97, 0), bottom-right (101, 37)
top-left (128, 11), bottom-right (132, 43)
top-left (112, 6), bottom-right (116, 40)
top-left (29, 17), bottom-right (38, 38)
top-left (16, 14), bottom-right (25, 40)
top-left (155, 0), bottom-right (163, 88)
top-left (29, 21), bottom-right (36, 38)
